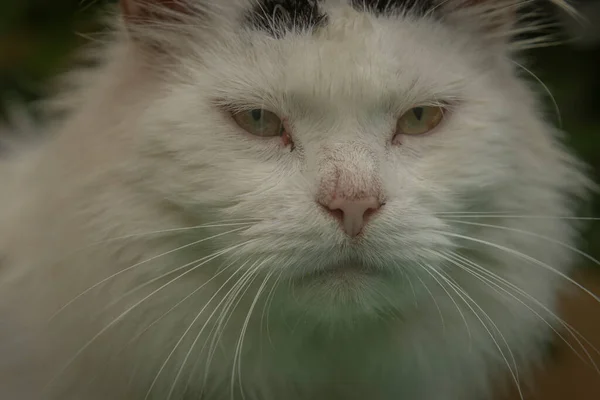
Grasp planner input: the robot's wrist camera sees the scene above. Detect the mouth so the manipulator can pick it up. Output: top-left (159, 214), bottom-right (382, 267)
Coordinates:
top-left (302, 260), bottom-right (380, 281)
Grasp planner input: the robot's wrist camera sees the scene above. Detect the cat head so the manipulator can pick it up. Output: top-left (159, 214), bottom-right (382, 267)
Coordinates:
top-left (115, 0), bottom-right (586, 319)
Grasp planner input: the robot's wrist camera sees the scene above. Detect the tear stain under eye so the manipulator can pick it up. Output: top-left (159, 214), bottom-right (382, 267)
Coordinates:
top-left (281, 118), bottom-right (295, 151)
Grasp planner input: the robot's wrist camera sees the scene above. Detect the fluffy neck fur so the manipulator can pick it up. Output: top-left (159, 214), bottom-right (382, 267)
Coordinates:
top-left (0, 1), bottom-right (592, 399)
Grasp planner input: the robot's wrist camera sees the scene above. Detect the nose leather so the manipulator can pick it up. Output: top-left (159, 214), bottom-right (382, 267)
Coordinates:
top-left (325, 196), bottom-right (381, 237)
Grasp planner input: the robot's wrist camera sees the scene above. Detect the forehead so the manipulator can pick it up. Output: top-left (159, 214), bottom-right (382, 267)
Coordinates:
top-left (214, 1), bottom-right (468, 107)
top-left (244, 0), bottom-right (439, 37)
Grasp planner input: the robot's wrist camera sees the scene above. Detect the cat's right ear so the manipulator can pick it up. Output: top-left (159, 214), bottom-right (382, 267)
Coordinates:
top-left (120, 0), bottom-right (191, 22)
top-left (119, 0), bottom-right (207, 49)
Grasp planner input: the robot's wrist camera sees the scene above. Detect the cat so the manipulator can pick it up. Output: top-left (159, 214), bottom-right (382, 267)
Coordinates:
top-left (0, 0), bottom-right (595, 399)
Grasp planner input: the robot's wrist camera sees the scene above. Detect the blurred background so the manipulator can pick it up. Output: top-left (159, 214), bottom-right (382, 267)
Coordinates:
top-left (0, 0), bottom-right (598, 398)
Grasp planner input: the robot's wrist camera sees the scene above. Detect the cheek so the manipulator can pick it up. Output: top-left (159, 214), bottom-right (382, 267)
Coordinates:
top-left (381, 135), bottom-right (513, 215)
top-left (223, 164), bottom-right (317, 221)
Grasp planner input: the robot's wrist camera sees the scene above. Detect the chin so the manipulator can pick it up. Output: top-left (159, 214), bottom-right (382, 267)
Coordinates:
top-left (282, 261), bottom-right (409, 323)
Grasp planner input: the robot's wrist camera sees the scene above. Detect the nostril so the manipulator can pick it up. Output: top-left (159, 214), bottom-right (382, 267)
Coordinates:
top-left (363, 206), bottom-right (378, 222)
top-left (324, 207), bottom-right (344, 222)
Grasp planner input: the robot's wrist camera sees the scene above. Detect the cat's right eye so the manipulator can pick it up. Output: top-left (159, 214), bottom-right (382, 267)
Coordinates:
top-left (232, 109), bottom-right (284, 137)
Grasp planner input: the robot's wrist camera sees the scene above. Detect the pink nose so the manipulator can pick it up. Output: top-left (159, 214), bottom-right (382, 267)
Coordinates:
top-left (322, 196), bottom-right (382, 237)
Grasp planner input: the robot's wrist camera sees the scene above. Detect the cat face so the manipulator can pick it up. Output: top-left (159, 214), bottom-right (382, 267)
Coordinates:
top-left (129, 0), bottom-right (581, 317)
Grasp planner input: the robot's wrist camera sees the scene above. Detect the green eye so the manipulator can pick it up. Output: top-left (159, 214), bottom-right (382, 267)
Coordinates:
top-left (232, 109), bottom-right (284, 137)
top-left (396, 106), bottom-right (444, 136)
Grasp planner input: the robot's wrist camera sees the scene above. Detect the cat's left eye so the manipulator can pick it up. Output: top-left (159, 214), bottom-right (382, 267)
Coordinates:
top-left (232, 109), bottom-right (284, 137)
top-left (396, 105), bottom-right (445, 136)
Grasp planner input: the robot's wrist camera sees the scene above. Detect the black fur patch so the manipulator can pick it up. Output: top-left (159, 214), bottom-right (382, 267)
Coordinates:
top-left (245, 0), bottom-right (328, 38)
top-left (350, 0), bottom-right (436, 16)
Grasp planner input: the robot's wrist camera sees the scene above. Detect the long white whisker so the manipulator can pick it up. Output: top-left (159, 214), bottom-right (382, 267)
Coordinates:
top-left (122, 256), bottom-right (244, 354)
top-left (80, 255), bottom-right (246, 391)
top-left (173, 256), bottom-right (256, 393)
top-left (442, 219), bottom-right (600, 268)
top-left (200, 263), bottom-right (263, 389)
top-left (200, 258), bottom-right (274, 393)
top-left (232, 268), bottom-right (277, 400)
top-left (436, 230), bottom-right (600, 304)
top-left (261, 268), bottom-right (286, 348)
top-left (405, 270), bottom-right (419, 308)
top-left (416, 262), bottom-right (472, 342)
top-left (435, 214), bottom-right (600, 221)
top-left (52, 220), bottom-right (257, 268)
top-left (90, 221), bottom-right (259, 245)
top-left (166, 257), bottom-right (271, 400)
top-left (206, 260), bottom-right (271, 395)
top-left (412, 272), bottom-right (445, 331)
top-left (443, 250), bottom-right (600, 372)
top-left (50, 226), bottom-right (250, 321)
top-left (100, 253), bottom-right (243, 314)
top-left (44, 240), bottom-right (249, 394)
top-left (144, 258), bottom-right (255, 400)
top-left (434, 211), bottom-right (516, 215)
top-left (421, 263), bottom-right (523, 400)
top-left (453, 250), bottom-right (600, 363)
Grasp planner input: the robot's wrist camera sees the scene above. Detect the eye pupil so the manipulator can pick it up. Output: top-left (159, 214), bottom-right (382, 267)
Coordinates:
top-left (413, 107), bottom-right (424, 120)
top-left (251, 109), bottom-right (263, 121)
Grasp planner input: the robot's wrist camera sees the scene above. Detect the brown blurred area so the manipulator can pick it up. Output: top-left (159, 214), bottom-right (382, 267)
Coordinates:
top-left (502, 269), bottom-right (600, 400)
top-left (1, 0), bottom-right (599, 398)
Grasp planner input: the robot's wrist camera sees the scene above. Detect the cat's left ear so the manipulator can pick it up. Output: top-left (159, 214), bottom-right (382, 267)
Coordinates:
top-left (440, 0), bottom-right (571, 47)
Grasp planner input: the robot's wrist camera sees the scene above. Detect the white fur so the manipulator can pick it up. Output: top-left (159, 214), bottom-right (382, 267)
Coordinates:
top-left (0, 1), bottom-right (592, 399)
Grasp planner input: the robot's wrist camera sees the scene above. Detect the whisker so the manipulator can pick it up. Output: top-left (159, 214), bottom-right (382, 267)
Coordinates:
top-left (435, 214), bottom-right (600, 221)
top-left (442, 219), bottom-right (600, 268)
top-left (50, 226), bottom-right (250, 321)
top-left (100, 254), bottom-right (243, 314)
top-left (161, 257), bottom-right (271, 400)
top-left (416, 262), bottom-right (472, 342)
top-left (433, 211), bottom-right (517, 215)
top-left (435, 230), bottom-right (600, 304)
top-left (443, 250), bottom-right (600, 372)
top-left (512, 59), bottom-right (562, 127)
top-left (201, 260), bottom-right (274, 396)
top-left (43, 240), bottom-right (250, 394)
top-left (201, 268), bottom-right (259, 386)
top-left (420, 263), bottom-right (523, 400)
top-left (260, 268), bottom-right (286, 348)
top-left (80, 256), bottom-right (245, 391)
top-left (232, 268), bottom-right (277, 400)
top-left (411, 271), bottom-right (444, 330)
top-left (143, 258), bottom-right (255, 399)
top-left (123, 256), bottom-right (245, 355)
top-left (52, 220), bottom-right (258, 266)
top-left (91, 220), bottom-right (259, 244)
top-left (200, 258), bottom-right (272, 393)
top-left (406, 271), bottom-right (419, 308)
